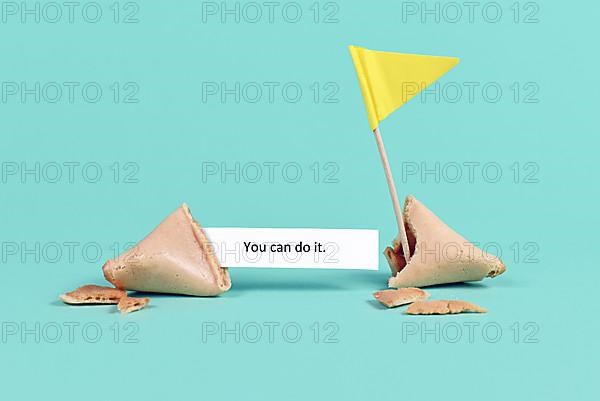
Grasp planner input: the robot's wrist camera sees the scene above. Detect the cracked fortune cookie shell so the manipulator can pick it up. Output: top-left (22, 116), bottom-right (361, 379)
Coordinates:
top-left (385, 196), bottom-right (505, 288)
top-left (102, 204), bottom-right (231, 296)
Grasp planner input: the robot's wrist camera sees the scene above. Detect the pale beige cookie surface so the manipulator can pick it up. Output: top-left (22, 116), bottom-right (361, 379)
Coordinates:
top-left (406, 300), bottom-right (487, 315)
top-left (60, 285), bottom-right (126, 305)
top-left (386, 196), bottom-right (506, 288)
top-left (117, 297), bottom-right (150, 314)
top-left (373, 287), bottom-right (429, 308)
top-left (102, 203), bottom-right (231, 297)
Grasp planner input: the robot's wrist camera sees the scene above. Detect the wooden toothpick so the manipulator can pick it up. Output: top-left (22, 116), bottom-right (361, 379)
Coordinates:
top-left (373, 127), bottom-right (411, 263)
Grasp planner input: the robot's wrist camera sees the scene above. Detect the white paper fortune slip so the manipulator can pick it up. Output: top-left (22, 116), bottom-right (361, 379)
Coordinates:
top-left (203, 228), bottom-right (379, 270)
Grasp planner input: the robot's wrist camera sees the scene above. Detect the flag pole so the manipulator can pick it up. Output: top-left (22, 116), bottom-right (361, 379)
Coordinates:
top-left (373, 126), bottom-right (411, 262)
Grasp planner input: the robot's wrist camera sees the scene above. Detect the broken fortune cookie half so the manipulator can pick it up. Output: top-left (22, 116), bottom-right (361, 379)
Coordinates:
top-left (385, 196), bottom-right (505, 288)
top-left (102, 204), bottom-right (231, 296)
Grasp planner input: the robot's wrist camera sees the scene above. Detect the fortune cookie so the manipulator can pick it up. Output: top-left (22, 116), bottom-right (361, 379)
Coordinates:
top-left (385, 196), bottom-right (505, 288)
top-left (103, 204), bottom-right (231, 296)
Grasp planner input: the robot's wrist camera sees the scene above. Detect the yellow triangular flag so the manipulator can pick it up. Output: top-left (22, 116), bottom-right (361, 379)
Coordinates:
top-left (349, 46), bottom-right (459, 130)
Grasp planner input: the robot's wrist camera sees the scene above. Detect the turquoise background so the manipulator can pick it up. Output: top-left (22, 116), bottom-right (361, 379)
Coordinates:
top-left (1, 1), bottom-right (597, 400)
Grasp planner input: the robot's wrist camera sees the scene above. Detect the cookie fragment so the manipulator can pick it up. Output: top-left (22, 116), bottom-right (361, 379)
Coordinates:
top-left (60, 285), bottom-right (126, 305)
top-left (373, 287), bottom-right (429, 308)
top-left (117, 297), bottom-right (150, 314)
top-left (406, 300), bottom-right (487, 315)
